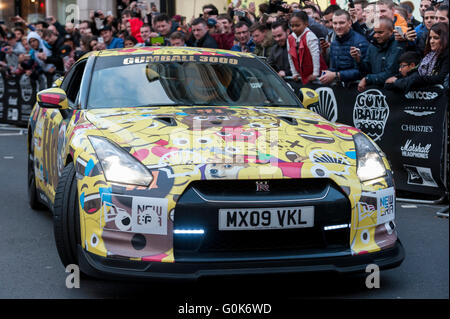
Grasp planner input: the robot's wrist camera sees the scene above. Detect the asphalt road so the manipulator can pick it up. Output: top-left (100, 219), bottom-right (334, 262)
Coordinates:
top-left (0, 125), bottom-right (448, 300)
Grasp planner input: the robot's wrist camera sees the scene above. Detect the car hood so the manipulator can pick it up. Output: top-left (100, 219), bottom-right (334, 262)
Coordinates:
top-left (84, 106), bottom-right (360, 167)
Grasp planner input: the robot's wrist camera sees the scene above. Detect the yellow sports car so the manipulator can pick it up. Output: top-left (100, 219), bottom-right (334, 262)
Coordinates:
top-left (27, 47), bottom-right (404, 279)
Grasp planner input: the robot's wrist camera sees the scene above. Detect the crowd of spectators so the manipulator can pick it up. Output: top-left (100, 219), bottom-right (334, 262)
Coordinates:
top-left (0, 0), bottom-right (448, 91)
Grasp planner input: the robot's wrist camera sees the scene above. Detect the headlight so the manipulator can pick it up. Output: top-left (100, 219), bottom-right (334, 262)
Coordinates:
top-left (353, 133), bottom-right (386, 182)
top-left (88, 135), bottom-right (153, 186)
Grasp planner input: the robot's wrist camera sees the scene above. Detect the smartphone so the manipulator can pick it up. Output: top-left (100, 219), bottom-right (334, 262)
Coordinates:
top-left (395, 26), bottom-right (404, 36)
top-left (151, 36), bottom-right (164, 45)
top-left (235, 10), bottom-right (246, 17)
top-left (407, 22), bottom-right (414, 30)
top-left (348, 0), bottom-right (355, 9)
top-left (98, 37), bottom-right (104, 44)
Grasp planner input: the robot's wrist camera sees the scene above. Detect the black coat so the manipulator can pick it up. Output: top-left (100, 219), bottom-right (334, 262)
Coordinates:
top-left (267, 43), bottom-right (292, 76)
top-left (385, 50), bottom-right (449, 91)
top-left (188, 32), bottom-right (218, 49)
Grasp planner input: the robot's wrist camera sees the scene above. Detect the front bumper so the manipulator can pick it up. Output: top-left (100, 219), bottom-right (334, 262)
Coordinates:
top-left (77, 239), bottom-right (404, 280)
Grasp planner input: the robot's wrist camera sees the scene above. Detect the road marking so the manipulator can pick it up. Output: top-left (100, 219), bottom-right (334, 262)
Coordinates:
top-left (0, 132), bottom-right (24, 136)
top-left (401, 205), bottom-right (417, 208)
top-left (3, 156), bottom-right (15, 160)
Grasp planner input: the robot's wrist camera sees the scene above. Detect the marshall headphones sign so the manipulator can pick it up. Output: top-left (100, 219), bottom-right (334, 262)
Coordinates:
top-left (305, 83), bottom-right (448, 201)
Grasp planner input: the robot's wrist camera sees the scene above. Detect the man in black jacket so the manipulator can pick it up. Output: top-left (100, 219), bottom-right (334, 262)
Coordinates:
top-left (187, 18), bottom-right (218, 49)
top-left (41, 29), bottom-right (65, 74)
top-left (267, 21), bottom-right (291, 79)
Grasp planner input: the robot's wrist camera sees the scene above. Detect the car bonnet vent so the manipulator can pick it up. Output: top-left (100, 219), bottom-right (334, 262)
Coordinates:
top-left (278, 116), bottom-right (298, 126)
top-left (154, 117), bottom-right (177, 126)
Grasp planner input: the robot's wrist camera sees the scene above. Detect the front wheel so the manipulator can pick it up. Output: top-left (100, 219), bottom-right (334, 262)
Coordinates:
top-left (53, 162), bottom-right (81, 267)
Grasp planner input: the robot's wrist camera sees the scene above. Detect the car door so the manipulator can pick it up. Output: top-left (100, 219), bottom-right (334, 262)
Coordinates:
top-left (34, 59), bottom-right (88, 205)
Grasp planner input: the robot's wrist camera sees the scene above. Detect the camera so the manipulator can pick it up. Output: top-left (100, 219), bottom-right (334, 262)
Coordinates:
top-left (349, 0), bottom-right (355, 9)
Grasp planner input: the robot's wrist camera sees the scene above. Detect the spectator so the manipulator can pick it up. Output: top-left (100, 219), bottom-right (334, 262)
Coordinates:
top-left (319, 10), bottom-right (369, 85)
top-left (13, 28), bottom-right (27, 51)
top-left (42, 29), bottom-right (65, 73)
top-left (65, 22), bottom-right (81, 48)
top-left (250, 23), bottom-right (274, 57)
top-left (231, 21), bottom-right (255, 52)
top-left (415, 7), bottom-right (437, 55)
top-left (267, 21), bottom-right (292, 79)
top-left (89, 37), bottom-right (99, 51)
top-left (79, 35), bottom-right (95, 53)
top-left (169, 32), bottom-right (186, 46)
top-left (376, 0), bottom-right (408, 34)
top-left (352, 0), bottom-right (368, 26)
top-left (414, 23), bottom-right (449, 86)
top-left (154, 14), bottom-right (181, 44)
top-left (353, 18), bottom-right (404, 91)
top-left (322, 4), bottom-right (341, 31)
top-left (138, 23), bottom-right (152, 45)
top-left (6, 32), bottom-right (27, 55)
top-left (187, 18), bottom-right (218, 48)
top-left (78, 20), bottom-right (93, 36)
top-left (26, 31), bottom-right (55, 74)
top-left (384, 51), bottom-right (421, 91)
top-left (287, 11), bottom-right (322, 84)
top-left (124, 35), bottom-right (138, 48)
top-left (203, 4), bottom-right (219, 21)
top-left (127, 17), bottom-right (144, 43)
top-left (362, 2), bottom-right (377, 30)
top-left (388, 23), bottom-right (449, 89)
top-left (212, 14), bottom-right (235, 50)
top-left (415, 0), bottom-right (432, 39)
top-left (99, 25), bottom-right (124, 49)
top-left (351, 0), bottom-right (373, 39)
top-left (400, 1), bottom-right (421, 27)
top-left (435, 5), bottom-right (449, 24)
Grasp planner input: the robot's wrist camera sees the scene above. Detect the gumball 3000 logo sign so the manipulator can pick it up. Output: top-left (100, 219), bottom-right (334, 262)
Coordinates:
top-left (353, 89), bottom-right (390, 141)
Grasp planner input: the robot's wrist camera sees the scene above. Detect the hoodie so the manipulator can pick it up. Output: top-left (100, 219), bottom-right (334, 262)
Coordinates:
top-left (26, 31), bottom-right (54, 72)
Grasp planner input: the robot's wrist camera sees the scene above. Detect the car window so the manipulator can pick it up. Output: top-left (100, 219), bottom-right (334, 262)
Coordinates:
top-left (87, 55), bottom-right (301, 109)
top-left (62, 60), bottom-right (87, 107)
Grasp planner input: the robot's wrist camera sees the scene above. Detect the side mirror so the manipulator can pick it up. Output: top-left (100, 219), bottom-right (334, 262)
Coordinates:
top-left (298, 88), bottom-right (319, 108)
top-left (37, 88), bottom-right (69, 109)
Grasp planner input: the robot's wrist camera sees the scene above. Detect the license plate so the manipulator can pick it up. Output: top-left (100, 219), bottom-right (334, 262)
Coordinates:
top-left (218, 206), bottom-right (314, 231)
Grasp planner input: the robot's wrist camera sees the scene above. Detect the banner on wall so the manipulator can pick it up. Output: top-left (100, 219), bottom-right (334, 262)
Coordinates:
top-left (0, 71), bottom-right (54, 126)
top-left (304, 83), bottom-right (448, 201)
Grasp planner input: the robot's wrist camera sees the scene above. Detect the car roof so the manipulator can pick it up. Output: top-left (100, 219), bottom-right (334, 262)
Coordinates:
top-left (80, 47), bottom-right (256, 60)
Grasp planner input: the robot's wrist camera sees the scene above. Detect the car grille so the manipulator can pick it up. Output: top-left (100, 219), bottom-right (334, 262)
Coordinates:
top-left (173, 179), bottom-right (351, 262)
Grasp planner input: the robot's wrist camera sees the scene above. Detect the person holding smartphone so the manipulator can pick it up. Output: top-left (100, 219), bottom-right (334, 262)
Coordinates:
top-left (352, 18), bottom-right (404, 92)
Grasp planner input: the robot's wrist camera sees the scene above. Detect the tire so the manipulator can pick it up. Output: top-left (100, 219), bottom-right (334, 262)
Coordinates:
top-left (27, 147), bottom-right (47, 211)
top-left (53, 162), bottom-right (81, 267)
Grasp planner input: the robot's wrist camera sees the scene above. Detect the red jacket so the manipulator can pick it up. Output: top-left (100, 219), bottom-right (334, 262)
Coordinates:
top-left (211, 32), bottom-right (235, 50)
top-left (288, 30), bottom-right (327, 84)
top-left (129, 18), bottom-right (144, 43)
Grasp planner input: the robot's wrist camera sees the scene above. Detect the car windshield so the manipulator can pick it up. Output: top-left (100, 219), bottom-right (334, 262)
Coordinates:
top-left (87, 54), bottom-right (301, 108)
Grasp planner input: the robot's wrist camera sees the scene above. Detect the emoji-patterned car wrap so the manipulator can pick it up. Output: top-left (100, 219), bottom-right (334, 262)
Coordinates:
top-left (28, 48), bottom-right (398, 265)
